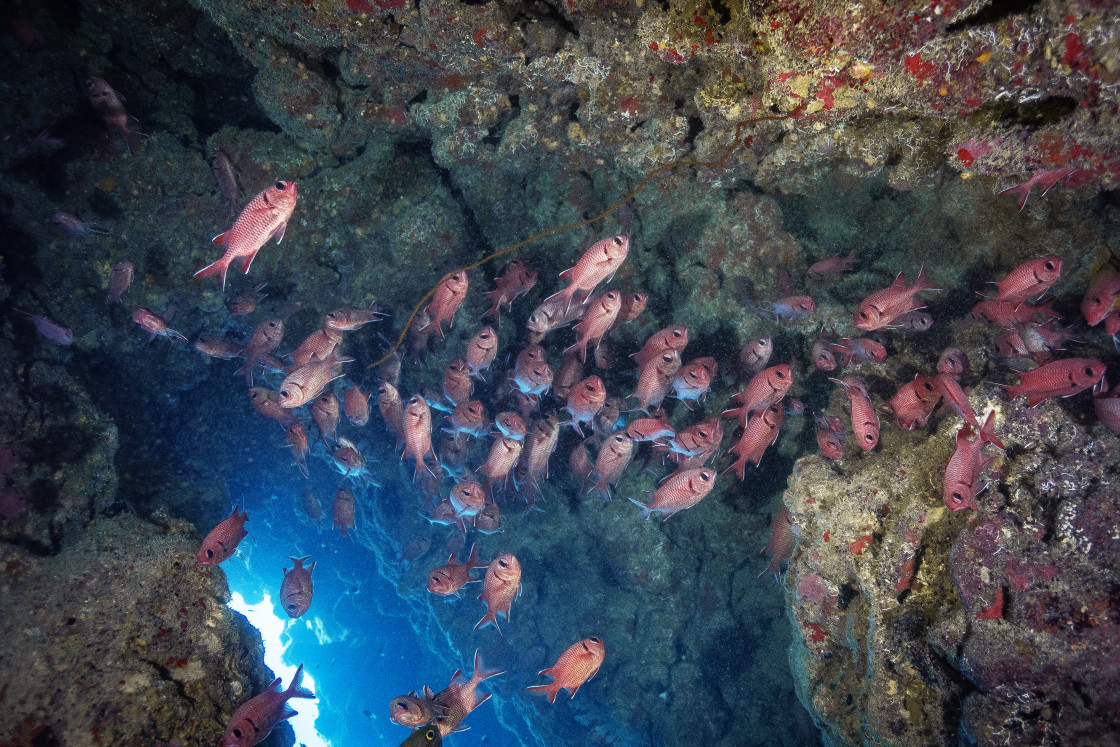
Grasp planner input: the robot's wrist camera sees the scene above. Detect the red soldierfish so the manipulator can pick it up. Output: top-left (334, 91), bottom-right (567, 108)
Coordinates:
top-left (807, 251), bottom-right (856, 282)
top-left (883, 375), bottom-right (940, 430)
top-left (998, 166), bottom-right (1077, 211)
top-left (278, 356), bottom-right (347, 408)
top-left (589, 433), bottom-right (634, 501)
top-left (403, 395), bottom-right (439, 480)
top-left (937, 347), bottom-right (969, 381)
top-left (194, 181), bottom-right (299, 290)
top-left (1094, 379), bottom-right (1120, 435)
top-left (227, 283), bottom-right (267, 315)
top-left (422, 271), bottom-right (469, 340)
top-left (526, 638), bottom-right (605, 703)
top-left (475, 553), bottom-right (522, 631)
top-left (197, 507), bottom-right (249, 566)
top-left (1081, 266), bottom-right (1120, 327)
top-left (133, 308), bottom-right (187, 344)
top-left (830, 376), bottom-right (879, 451)
top-left (389, 688), bottom-right (447, 728)
top-left (626, 417), bottom-right (674, 443)
top-left (332, 487), bottom-right (355, 538)
top-left (726, 403), bottom-right (783, 479)
top-left (106, 260), bottom-right (134, 304)
top-left (311, 391), bottom-right (340, 442)
top-left (290, 327), bottom-right (343, 369)
top-left (972, 298), bottom-right (1061, 327)
top-left (854, 266), bottom-right (938, 331)
top-left (84, 76), bottom-right (145, 152)
top-left (739, 335), bottom-right (773, 374)
top-left (724, 365), bottom-right (793, 425)
top-left (633, 326), bottom-right (689, 369)
top-left (285, 423), bottom-right (310, 478)
top-left (428, 544), bottom-right (487, 596)
top-left (465, 326), bottom-right (499, 378)
top-left (477, 435), bottom-right (522, 495)
top-left (432, 650), bottom-right (505, 736)
top-left (629, 348), bottom-right (680, 413)
top-left (1002, 358), bottom-right (1106, 407)
top-left (343, 385), bottom-right (370, 426)
top-left (239, 319), bottom-right (284, 385)
top-left (445, 400), bottom-right (489, 441)
top-left (815, 413), bottom-right (846, 460)
top-left (442, 358), bottom-right (474, 406)
top-left (545, 235), bottom-right (629, 313)
top-left (829, 337), bottom-right (887, 366)
top-left (220, 664), bottom-right (315, 747)
top-left (565, 290), bottom-right (621, 362)
top-left (279, 556), bottom-right (315, 618)
top-left (943, 411), bottom-right (1001, 511)
top-left (628, 467), bottom-right (717, 520)
top-left (562, 375), bottom-right (607, 435)
top-left (672, 357), bottom-right (717, 408)
top-left (770, 295), bottom-right (815, 319)
top-left (989, 255), bottom-right (1062, 305)
top-left (324, 302), bottom-right (385, 331)
top-left (15, 309), bottom-right (73, 345)
top-left (482, 260), bottom-right (538, 325)
top-left (759, 508), bottom-right (796, 581)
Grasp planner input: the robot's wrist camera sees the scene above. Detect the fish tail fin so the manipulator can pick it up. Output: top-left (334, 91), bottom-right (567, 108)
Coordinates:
top-left (997, 181), bottom-right (1032, 212)
top-left (240, 248), bottom-right (261, 274)
top-left (526, 683), bottom-right (559, 703)
top-left (472, 649), bottom-right (505, 682)
top-left (193, 256), bottom-right (231, 291)
top-left (627, 494), bottom-right (654, 520)
top-left (285, 664), bottom-right (316, 700)
top-left (913, 264), bottom-right (941, 293)
top-left (979, 410), bottom-right (1005, 450)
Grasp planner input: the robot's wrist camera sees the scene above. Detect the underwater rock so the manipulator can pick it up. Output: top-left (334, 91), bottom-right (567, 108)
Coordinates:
top-left (784, 385), bottom-right (1120, 744)
top-left (0, 513), bottom-right (284, 747)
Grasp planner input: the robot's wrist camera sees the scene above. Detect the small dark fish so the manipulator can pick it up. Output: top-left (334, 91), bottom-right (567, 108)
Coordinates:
top-left (227, 283), bottom-right (267, 315)
top-left (399, 725), bottom-right (442, 746)
top-left (210, 150), bottom-right (243, 222)
top-left (84, 76), bottom-right (146, 153)
top-left (15, 309), bottom-right (73, 345)
top-left (106, 260), bottom-right (134, 304)
top-left (51, 210), bottom-right (108, 235)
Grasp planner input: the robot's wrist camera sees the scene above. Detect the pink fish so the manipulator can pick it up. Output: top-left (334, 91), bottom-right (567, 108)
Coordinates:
top-left (828, 337), bottom-right (887, 366)
top-left (422, 271), bottom-right (470, 340)
top-left (672, 356), bottom-right (717, 408)
top-left (482, 260), bottom-right (537, 325)
top-left (933, 373), bottom-right (1004, 449)
top-left (1002, 358), bottom-right (1106, 407)
top-left (628, 467), bottom-right (718, 520)
top-left (937, 347), bottom-right (969, 381)
top-left (197, 507), bottom-right (249, 566)
top-left (194, 181), bottom-right (299, 290)
top-left (1094, 379), bottom-right (1120, 435)
top-left (943, 412), bottom-right (1001, 511)
top-left (998, 166), bottom-right (1077, 211)
top-left (626, 417), bottom-right (674, 443)
top-left (564, 290), bottom-right (621, 362)
top-left (988, 255), bottom-right (1063, 304)
top-left (133, 308), bottom-right (187, 344)
top-left (562, 375), bottom-right (606, 435)
top-left (769, 295), bottom-right (815, 319)
top-left (739, 335), bottom-right (772, 374)
top-left (106, 259), bottom-right (134, 303)
top-left (830, 376), bottom-right (878, 451)
top-left (883, 374), bottom-right (940, 430)
top-left (814, 413), bottom-right (846, 460)
top-left (84, 76), bottom-right (147, 153)
top-left (465, 326), bottom-right (499, 378)
top-left (759, 508), bottom-right (796, 581)
top-left (15, 309), bottom-right (73, 345)
top-left (723, 365), bottom-right (793, 425)
top-left (807, 251), bottom-right (856, 282)
top-left (220, 664), bottom-right (314, 747)
top-left (854, 266), bottom-right (938, 331)
top-left (1081, 266), bottom-right (1120, 327)
top-left (544, 235), bottom-right (629, 312)
top-left (725, 403), bottom-right (783, 479)
top-left (588, 432), bottom-right (634, 501)
top-left (50, 210), bottom-right (108, 235)
top-left (973, 298), bottom-right (1061, 327)
top-left (633, 326), bottom-right (689, 369)
top-left (629, 348), bottom-right (680, 412)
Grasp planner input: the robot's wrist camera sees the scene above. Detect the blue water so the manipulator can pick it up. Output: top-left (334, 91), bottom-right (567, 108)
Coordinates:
top-left (219, 468), bottom-right (523, 747)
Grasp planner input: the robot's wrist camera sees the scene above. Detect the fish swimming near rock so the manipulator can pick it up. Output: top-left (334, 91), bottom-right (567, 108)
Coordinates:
top-left (106, 259), bottom-right (134, 304)
top-left (628, 467), bottom-right (717, 520)
top-left (759, 508), bottom-right (796, 582)
top-left (220, 664), bottom-right (314, 747)
top-left (543, 234), bottom-right (629, 313)
top-left (325, 302), bottom-right (386, 331)
top-left (132, 308), bottom-right (187, 344)
top-left (197, 506), bottom-right (248, 566)
top-left (84, 76), bottom-right (146, 153)
top-left (854, 266), bottom-right (938, 331)
top-left (830, 375), bottom-right (879, 451)
top-left (280, 556), bottom-right (315, 619)
top-left (1000, 357), bottom-right (1106, 407)
top-left (482, 260), bottom-right (537, 325)
top-left (210, 150), bottom-right (243, 222)
top-left (227, 282), bottom-right (267, 315)
top-left (193, 180), bottom-right (299, 290)
top-left (15, 309), bottom-right (73, 345)
top-left (526, 637), bottom-right (605, 703)
top-left (943, 411), bottom-right (1001, 512)
top-left (807, 250), bottom-right (856, 282)
top-left (475, 553), bottom-right (522, 631)
top-left (427, 543), bottom-right (487, 596)
top-left (278, 356), bottom-right (348, 408)
top-left (50, 210), bottom-right (108, 235)
top-left (421, 271), bottom-right (469, 340)
top-left (987, 255), bottom-right (1063, 305)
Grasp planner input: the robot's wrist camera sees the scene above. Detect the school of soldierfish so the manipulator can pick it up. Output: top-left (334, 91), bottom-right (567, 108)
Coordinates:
top-left (31, 105), bottom-right (1120, 743)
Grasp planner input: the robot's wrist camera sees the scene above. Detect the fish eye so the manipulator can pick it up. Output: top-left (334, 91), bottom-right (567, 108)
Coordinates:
top-left (232, 728), bottom-right (243, 738)
top-left (952, 492), bottom-right (964, 502)
top-left (613, 236), bottom-right (623, 245)
top-left (206, 549), bottom-right (214, 558)
top-left (590, 636), bottom-right (601, 642)
top-left (1044, 261), bottom-right (1055, 271)
top-left (281, 390), bottom-right (290, 397)
top-left (275, 181), bottom-right (285, 190)
top-left (864, 433), bottom-right (874, 442)
top-left (698, 429), bottom-right (708, 438)
top-left (1085, 366), bottom-right (1097, 377)
top-left (700, 472), bottom-right (710, 481)
top-left (776, 370), bottom-right (786, 378)
top-left (859, 311), bottom-right (868, 319)
top-left (269, 321), bottom-right (278, 327)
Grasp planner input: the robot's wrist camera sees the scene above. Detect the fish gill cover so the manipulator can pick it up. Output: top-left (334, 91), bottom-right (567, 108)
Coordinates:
top-left (0, 0), bottom-right (1119, 745)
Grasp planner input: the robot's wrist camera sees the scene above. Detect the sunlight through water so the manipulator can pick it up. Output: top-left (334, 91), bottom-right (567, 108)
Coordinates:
top-left (229, 591), bottom-right (331, 747)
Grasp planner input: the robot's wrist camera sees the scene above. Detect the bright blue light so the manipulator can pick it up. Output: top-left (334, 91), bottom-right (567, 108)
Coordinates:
top-left (229, 590), bottom-right (331, 747)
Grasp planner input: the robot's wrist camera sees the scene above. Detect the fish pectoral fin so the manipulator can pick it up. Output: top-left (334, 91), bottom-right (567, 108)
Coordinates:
top-left (271, 220), bottom-right (289, 245)
top-left (211, 231), bottom-right (229, 246)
